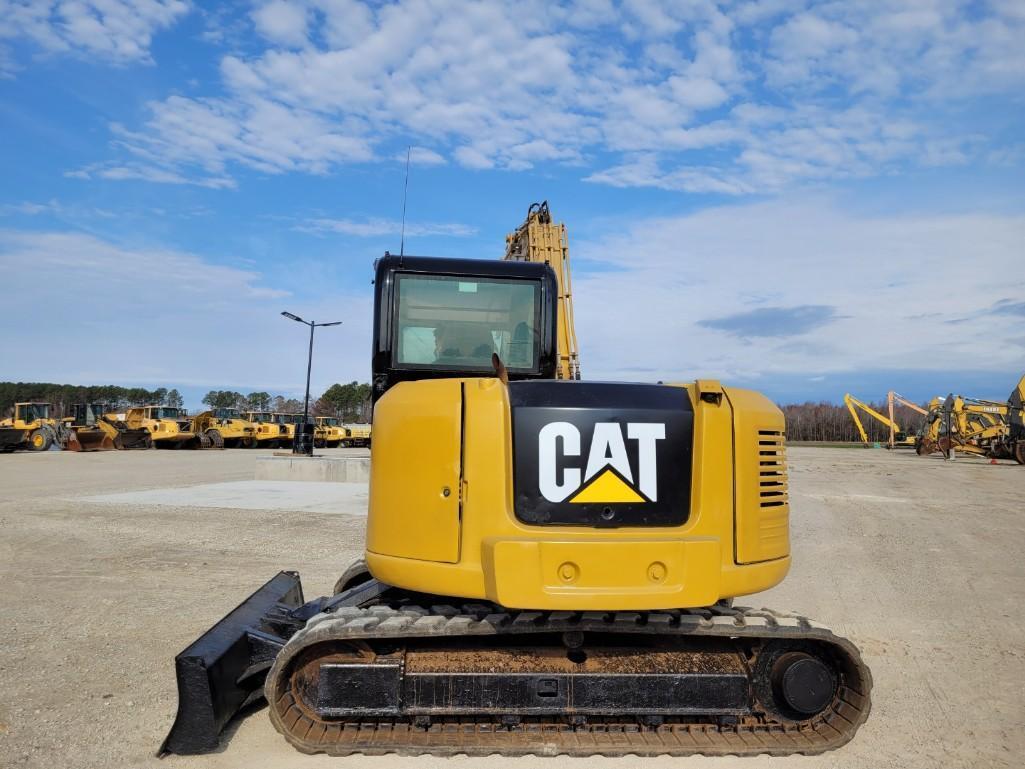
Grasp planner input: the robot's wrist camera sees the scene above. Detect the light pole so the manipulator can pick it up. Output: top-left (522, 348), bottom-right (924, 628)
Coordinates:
top-left (281, 312), bottom-right (342, 455)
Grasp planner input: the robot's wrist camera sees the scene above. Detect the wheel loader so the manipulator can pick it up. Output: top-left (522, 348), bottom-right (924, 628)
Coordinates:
top-left (62, 403), bottom-right (153, 451)
top-left (0, 402), bottom-right (70, 452)
top-left (162, 254), bottom-right (872, 758)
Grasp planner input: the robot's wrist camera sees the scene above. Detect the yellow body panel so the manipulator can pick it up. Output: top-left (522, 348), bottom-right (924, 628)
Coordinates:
top-left (366, 380), bottom-right (462, 563)
top-left (366, 377), bottom-right (790, 610)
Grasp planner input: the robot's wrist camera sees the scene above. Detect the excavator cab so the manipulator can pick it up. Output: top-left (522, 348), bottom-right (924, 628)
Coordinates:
top-left (371, 255), bottom-right (557, 401)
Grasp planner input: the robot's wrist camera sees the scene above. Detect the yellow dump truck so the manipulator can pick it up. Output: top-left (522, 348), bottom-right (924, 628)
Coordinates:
top-left (314, 416), bottom-right (346, 448)
top-left (342, 422), bottom-right (372, 447)
top-left (136, 405), bottom-right (209, 449)
top-left (203, 408), bottom-right (257, 448)
top-left (246, 411), bottom-right (288, 448)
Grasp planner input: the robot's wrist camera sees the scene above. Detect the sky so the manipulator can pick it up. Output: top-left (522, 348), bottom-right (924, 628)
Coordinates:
top-left (0, 0), bottom-right (1022, 409)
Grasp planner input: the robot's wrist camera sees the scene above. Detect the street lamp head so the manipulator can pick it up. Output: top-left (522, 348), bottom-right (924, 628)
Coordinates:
top-left (281, 311), bottom-right (304, 323)
top-left (319, 321), bottom-right (343, 327)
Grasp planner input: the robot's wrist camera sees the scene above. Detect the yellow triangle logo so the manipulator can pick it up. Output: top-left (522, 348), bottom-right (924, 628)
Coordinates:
top-left (569, 467), bottom-right (645, 504)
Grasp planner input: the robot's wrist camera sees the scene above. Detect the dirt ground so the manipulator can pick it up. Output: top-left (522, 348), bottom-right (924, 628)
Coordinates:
top-left (1, 446), bottom-right (1022, 769)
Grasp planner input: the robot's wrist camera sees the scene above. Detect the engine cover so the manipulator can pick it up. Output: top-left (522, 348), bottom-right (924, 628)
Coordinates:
top-left (509, 381), bottom-right (693, 527)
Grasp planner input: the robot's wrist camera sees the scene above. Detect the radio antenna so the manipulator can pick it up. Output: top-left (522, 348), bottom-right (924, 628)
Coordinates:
top-left (399, 146), bottom-right (411, 261)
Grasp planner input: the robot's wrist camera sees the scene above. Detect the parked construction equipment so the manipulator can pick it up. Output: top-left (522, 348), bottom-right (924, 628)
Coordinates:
top-left (314, 416), bottom-right (345, 448)
top-left (134, 406), bottom-right (209, 449)
top-left (916, 374), bottom-right (1025, 463)
top-left (63, 403), bottom-right (152, 451)
top-left (342, 422), bottom-right (371, 447)
top-left (203, 408), bottom-right (257, 448)
top-left (246, 411), bottom-right (287, 448)
top-left (886, 392), bottom-right (928, 450)
top-left (162, 205), bottom-right (871, 759)
top-left (0, 402), bottom-right (71, 452)
top-left (843, 392), bottom-right (924, 448)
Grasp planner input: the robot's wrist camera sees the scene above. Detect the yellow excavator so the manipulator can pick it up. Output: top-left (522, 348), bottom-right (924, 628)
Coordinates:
top-left (843, 393), bottom-right (920, 448)
top-left (162, 203), bottom-right (871, 758)
top-left (0, 402), bottom-right (71, 452)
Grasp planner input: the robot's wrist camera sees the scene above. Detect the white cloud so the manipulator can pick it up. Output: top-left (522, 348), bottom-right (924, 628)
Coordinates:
top-left (395, 146), bottom-right (446, 166)
top-left (569, 198), bottom-right (1025, 382)
top-left (297, 217), bottom-right (476, 237)
top-left (252, 0), bottom-right (309, 48)
top-left (0, 229), bottom-right (372, 392)
top-left (71, 0), bottom-right (1023, 193)
top-left (0, 0), bottom-right (189, 65)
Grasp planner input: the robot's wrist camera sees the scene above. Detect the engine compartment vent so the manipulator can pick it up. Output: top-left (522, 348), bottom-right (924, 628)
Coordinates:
top-left (757, 430), bottom-right (788, 509)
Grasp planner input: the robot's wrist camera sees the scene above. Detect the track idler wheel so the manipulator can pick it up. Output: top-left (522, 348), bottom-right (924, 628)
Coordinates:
top-left (754, 642), bottom-right (838, 723)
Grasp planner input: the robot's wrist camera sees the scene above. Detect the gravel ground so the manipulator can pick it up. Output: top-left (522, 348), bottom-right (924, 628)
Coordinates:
top-left (0, 446), bottom-right (1022, 769)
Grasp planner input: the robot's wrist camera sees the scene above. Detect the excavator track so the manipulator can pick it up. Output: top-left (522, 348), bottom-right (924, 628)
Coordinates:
top-left (266, 599), bottom-right (871, 758)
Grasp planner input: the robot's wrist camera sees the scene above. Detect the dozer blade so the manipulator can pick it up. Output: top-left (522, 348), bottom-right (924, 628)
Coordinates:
top-left (160, 571), bottom-right (306, 755)
top-left (66, 429), bottom-right (115, 452)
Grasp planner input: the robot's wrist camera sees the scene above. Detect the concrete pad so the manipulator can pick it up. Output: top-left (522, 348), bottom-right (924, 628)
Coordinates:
top-left (78, 480), bottom-right (368, 515)
top-left (255, 455), bottom-right (370, 483)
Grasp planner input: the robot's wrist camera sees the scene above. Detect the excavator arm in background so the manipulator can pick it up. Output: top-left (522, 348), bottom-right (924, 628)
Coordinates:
top-left (504, 201), bottom-right (581, 380)
top-left (844, 393), bottom-right (902, 446)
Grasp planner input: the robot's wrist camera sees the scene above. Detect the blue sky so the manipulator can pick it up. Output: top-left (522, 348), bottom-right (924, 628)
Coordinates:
top-left (1, 0), bottom-right (1023, 409)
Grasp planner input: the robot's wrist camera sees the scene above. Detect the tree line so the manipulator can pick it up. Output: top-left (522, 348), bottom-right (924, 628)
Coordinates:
top-left (0, 380), bottom-right (372, 422)
top-left (0, 382), bottom-right (184, 417)
top-left (782, 400), bottom-right (928, 443)
top-left (3, 381), bottom-right (921, 439)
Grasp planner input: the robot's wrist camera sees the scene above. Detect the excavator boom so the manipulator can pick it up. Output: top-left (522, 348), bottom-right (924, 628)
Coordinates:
top-left (504, 201), bottom-right (581, 380)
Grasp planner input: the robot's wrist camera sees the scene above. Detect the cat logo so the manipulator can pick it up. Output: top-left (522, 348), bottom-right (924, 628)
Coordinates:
top-left (510, 380), bottom-right (692, 527)
top-left (538, 422), bottom-right (665, 504)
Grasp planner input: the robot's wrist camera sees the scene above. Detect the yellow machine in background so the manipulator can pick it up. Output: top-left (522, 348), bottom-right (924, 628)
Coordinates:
top-left (314, 416), bottom-right (345, 448)
top-left (0, 402), bottom-right (69, 451)
top-left (915, 375), bottom-right (1024, 463)
top-left (272, 413), bottom-right (296, 447)
top-left (341, 422), bottom-right (371, 447)
top-left (246, 411), bottom-right (287, 448)
top-left (62, 403), bottom-right (152, 451)
top-left (203, 408), bottom-right (257, 448)
top-left (136, 405), bottom-right (210, 449)
top-left (505, 201), bottom-right (581, 380)
top-left (843, 392), bottom-right (918, 448)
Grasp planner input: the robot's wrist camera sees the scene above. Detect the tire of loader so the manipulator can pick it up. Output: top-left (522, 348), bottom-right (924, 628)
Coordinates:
top-left (206, 429), bottom-right (225, 449)
top-left (1016, 440), bottom-right (1025, 465)
top-left (29, 428), bottom-right (52, 451)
